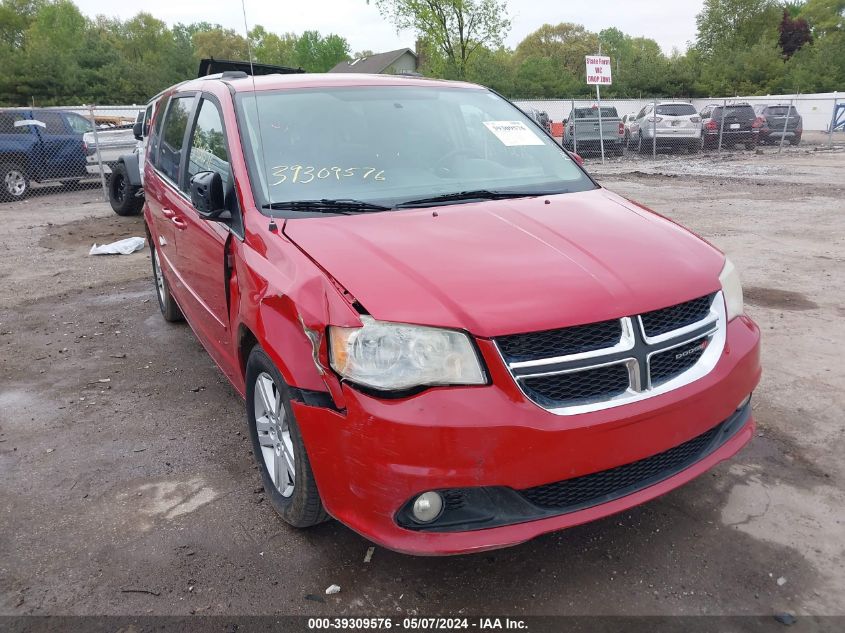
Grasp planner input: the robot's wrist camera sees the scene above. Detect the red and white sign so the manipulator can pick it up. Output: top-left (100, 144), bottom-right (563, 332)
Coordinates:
top-left (585, 55), bottom-right (612, 85)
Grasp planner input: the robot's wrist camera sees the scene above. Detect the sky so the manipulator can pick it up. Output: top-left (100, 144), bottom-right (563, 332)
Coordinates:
top-left (72, 0), bottom-right (702, 56)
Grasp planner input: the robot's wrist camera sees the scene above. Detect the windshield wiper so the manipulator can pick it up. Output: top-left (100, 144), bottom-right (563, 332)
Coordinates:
top-left (262, 199), bottom-right (392, 214)
top-left (395, 190), bottom-right (558, 208)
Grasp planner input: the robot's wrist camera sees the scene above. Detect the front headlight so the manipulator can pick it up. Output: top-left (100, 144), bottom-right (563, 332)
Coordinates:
top-left (719, 257), bottom-right (744, 321)
top-left (329, 317), bottom-right (486, 391)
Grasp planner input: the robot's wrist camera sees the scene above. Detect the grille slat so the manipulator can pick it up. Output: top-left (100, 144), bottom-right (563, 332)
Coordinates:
top-left (650, 336), bottom-right (708, 386)
top-left (521, 364), bottom-right (629, 408)
top-left (520, 423), bottom-right (722, 510)
top-left (640, 294), bottom-right (714, 337)
top-left (496, 319), bottom-right (621, 363)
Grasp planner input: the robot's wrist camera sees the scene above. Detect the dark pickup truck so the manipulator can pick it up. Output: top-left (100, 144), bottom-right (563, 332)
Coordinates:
top-left (0, 108), bottom-right (92, 201)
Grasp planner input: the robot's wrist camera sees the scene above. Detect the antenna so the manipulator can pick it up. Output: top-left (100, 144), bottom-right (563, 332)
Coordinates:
top-left (240, 0), bottom-right (272, 207)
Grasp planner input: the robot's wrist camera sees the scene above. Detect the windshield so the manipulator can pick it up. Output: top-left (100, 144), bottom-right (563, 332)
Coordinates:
top-left (236, 86), bottom-right (594, 211)
top-left (655, 104), bottom-right (696, 116)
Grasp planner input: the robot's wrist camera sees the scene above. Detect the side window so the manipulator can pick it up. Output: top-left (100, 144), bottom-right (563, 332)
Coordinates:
top-left (37, 112), bottom-right (67, 134)
top-left (636, 107), bottom-right (646, 119)
top-left (157, 95), bottom-right (193, 185)
top-left (143, 103), bottom-right (154, 137)
top-left (0, 112), bottom-right (30, 134)
top-left (186, 98), bottom-right (231, 193)
top-left (148, 95), bottom-right (169, 168)
top-left (65, 113), bottom-right (93, 134)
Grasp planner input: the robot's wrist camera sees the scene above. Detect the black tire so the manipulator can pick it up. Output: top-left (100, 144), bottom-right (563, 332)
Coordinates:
top-left (1, 162), bottom-right (29, 202)
top-left (744, 140), bottom-right (757, 150)
top-left (109, 162), bottom-right (143, 216)
top-left (246, 346), bottom-right (329, 528)
top-left (789, 136), bottom-right (801, 146)
top-left (150, 239), bottom-right (183, 322)
top-left (688, 140), bottom-right (699, 154)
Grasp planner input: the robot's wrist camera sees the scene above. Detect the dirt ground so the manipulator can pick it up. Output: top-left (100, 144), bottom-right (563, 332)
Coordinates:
top-left (1, 144), bottom-right (844, 618)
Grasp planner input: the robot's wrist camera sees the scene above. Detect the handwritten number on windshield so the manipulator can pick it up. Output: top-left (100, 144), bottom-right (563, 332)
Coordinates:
top-left (271, 165), bottom-right (385, 186)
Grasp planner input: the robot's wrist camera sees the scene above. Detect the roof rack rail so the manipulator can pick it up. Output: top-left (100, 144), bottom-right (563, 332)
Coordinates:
top-left (197, 58), bottom-right (305, 78)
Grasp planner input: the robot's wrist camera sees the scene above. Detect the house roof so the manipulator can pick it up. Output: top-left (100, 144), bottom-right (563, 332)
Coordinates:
top-left (329, 48), bottom-right (417, 74)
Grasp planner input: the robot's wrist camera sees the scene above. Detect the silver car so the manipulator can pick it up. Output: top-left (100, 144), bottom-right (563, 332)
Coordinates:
top-left (628, 102), bottom-right (702, 153)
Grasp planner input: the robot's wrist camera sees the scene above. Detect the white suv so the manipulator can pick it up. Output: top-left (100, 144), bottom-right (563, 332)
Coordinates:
top-left (628, 102), bottom-right (702, 153)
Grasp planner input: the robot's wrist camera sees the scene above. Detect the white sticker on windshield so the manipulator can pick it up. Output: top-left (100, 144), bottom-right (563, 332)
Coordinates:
top-left (482, 120), bottom-right (544, 146)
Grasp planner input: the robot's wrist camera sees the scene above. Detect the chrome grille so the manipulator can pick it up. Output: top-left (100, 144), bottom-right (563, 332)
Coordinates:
top-left (497, 319), bottom-right (622, 363)
top-left (494, 293), bottom-right (725, 415)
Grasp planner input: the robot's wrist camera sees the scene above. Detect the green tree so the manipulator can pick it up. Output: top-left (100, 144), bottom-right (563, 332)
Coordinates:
top-left (514, 23), bottom-right (597, 79)
top-left (192, 27), bottom-right (249, 61)
top-left (293, 30), bottom-right (349, 71)
top-left (695, 0), bottom-right (782, 57)
top-left (371, 0), bottom-right (510, 77)
top-left (249, 25), bottom-right (299, 67)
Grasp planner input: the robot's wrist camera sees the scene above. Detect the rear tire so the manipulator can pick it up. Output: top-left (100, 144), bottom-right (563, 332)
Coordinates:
top-left (246, 347), bottom-right (329, 528)
top-left (109, 162), bottom-right (143, 216)
top-left (150, 239), bottom-right (183, 322)
top-left (1, 162), bottom-right (29, 202)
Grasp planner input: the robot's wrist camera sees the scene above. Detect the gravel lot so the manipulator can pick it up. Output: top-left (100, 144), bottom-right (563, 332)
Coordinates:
top-left (1, 144), bottom-right (843, 618)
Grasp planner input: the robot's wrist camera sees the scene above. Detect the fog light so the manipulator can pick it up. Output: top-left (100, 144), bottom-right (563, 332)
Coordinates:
top-left (737, 394), bottom-right (752, 410)
top-left (411, 491), bottom-right (443, 523)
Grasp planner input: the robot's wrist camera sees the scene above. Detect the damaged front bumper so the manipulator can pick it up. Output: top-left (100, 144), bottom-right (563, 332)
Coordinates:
top-left (292, 316), bottom-right (760, 555)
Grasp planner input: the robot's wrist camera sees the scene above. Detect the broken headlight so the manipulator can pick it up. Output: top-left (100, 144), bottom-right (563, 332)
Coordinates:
top-left (329, 317), bottom-right (486, 391)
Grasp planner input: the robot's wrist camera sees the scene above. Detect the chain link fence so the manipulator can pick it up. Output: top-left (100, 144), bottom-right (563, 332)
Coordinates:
top-left (516, 93), bottom-right (845, 167)
top-left (0, 105), bottom-right (142, 204)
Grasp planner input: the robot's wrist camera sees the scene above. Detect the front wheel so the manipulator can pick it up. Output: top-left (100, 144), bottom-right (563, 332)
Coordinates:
top-left (109, 162), bottom-right (143, 216)
top-left (246, 347), bottom-right (329, 528)
top-left (1, 162), bottom-right (29, 202)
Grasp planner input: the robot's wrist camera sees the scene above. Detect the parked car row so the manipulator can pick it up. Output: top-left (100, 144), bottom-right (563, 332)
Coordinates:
top-left (621, 101), bottom-right (802, 153)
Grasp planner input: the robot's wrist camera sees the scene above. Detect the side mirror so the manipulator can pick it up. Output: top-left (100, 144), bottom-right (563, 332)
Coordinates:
top-left (189, 171), bottom-right (227, 219)
top-left (133, 121), bottom-right (143, 141)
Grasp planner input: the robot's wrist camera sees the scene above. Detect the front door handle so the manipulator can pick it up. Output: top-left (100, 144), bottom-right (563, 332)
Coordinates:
top-left (162, 208), bottom-right (176, 218)
top-left (171, 217), bottom-right (187, 230)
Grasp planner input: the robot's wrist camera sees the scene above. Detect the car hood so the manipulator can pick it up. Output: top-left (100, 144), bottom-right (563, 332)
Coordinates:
top-left (282, 188), bottom-right (724, 338)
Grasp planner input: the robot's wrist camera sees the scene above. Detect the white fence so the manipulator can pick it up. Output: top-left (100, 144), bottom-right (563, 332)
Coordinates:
top-left (515, 92), bottom-right (842, 132)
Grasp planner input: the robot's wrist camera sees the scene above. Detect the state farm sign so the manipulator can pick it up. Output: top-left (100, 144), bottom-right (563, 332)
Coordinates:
top-left (585, 55), bottom-right (612, 85)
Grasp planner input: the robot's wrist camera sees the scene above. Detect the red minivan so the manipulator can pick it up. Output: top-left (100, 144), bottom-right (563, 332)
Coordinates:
top-left (143, 72), bottom-right (760, 555)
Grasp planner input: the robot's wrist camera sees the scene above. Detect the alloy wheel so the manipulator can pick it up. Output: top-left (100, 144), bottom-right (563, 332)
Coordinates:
top-left (254, 372), bottom-right (295, 498)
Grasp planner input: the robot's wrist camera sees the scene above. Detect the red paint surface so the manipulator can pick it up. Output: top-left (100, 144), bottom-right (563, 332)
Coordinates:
top-left (143, 74), bottom-right (761, 555)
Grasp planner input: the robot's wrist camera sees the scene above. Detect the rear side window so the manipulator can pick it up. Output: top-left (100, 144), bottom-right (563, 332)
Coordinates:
top-left (157, 95), bottom-right (194, 185)
top-left (0, 112), bottom-right (30, 134)
top-left (186, 98), bottom-right (231, 193)
top-left (36, 112), bottom-right (67, 134)
top-left (655, 104), bottom-right (696, 116)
